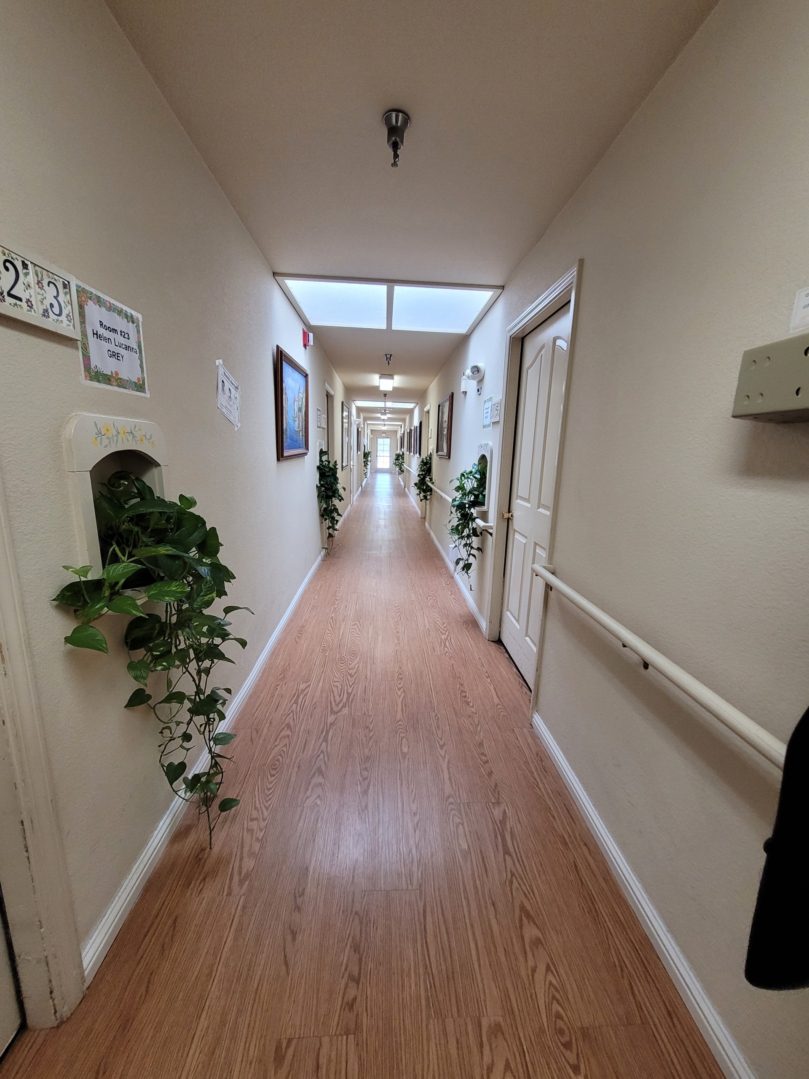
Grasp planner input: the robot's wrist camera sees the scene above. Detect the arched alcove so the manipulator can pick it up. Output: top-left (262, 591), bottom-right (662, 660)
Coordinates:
top-left (63, 413), bottom-right (167, 573)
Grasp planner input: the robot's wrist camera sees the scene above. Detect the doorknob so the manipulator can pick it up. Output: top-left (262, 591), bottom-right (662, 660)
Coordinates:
top-left (502, 511), bottom-right (513, 520)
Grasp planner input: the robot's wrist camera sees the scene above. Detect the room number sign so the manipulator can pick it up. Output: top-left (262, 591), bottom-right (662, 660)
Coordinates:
top-left (0, 242), bottom-right (79, 339)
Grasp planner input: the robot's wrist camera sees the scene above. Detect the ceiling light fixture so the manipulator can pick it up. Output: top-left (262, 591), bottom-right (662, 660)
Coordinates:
top-left (383, 109), bottom-right (410, 168)
top-left (378, 374), bottom-right (394, 393)
top-left (385, 353), bottom-right (393, 366)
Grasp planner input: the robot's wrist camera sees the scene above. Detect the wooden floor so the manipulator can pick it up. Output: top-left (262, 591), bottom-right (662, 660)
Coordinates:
top-left (2, 473), bottom-right (720, 1079)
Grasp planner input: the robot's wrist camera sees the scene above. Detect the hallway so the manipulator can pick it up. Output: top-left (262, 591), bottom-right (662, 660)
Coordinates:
top-left (2, 474), bottom-right (718, 1078)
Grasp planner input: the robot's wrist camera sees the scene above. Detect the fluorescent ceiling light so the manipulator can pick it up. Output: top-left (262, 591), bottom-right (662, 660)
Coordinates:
top-left (354, 400), bottom-right (415, 409)
top-left (284, 279), bottom-right (387, 329)
top-left (392, 285), bottom-right (495, 333)
top-left (378, 374), bottom-right (394, 392)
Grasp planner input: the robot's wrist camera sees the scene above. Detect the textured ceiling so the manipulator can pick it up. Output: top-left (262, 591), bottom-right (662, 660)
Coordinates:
top-left (107, 0), bottom-right (714, 398)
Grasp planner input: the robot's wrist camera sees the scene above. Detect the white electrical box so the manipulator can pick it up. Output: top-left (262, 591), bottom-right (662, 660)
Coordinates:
top-left (732, 330), bottom-right (809, 422)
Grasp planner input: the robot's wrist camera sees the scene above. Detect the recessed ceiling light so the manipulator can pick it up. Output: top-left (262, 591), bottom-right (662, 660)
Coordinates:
top-left (392, 285), bottom-right (495, 333)
top-left (378, 374), bottom-right (394, 392)
top-left (283, 279), bottom-right (387, 329)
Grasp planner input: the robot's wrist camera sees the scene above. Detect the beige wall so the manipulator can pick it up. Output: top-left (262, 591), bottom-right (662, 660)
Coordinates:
top-left (0, 0), bottom-right (349, 948)
top-left (420, 0), bottom-right (809, 1073)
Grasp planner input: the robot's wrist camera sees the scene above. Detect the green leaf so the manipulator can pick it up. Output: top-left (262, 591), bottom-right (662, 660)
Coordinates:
top-left (158, 690), bottom-right (187, 705)
top-left (218, 798), bottom-right (239, 813)
top-left (164, 760), bottom-right (186, 785)
top-left (64, 624), bottom-right (108, 653)
top-left (63, 564), bottom-right (92, 579)
top-left (178, 494), bottom-right (197, 510)
top-left (103, 562), bottom-right (140, 585)
top-left (124, 614), bottom-right (162, 650)
top-left (77, 599), bottom-right (108, 623)
top-left (127, 659), bottom-right (151, 685)
top-left (223, 605), bottom-right (254, 616)
top-left (125, 688), bottom-right (152, 708)
top-left (201, 526), bottom-right (221, 557)
top-left (189, 694), bottom-right (220, 717)
top-left (119, 497), bottom-right (177, 518)
top-left (107, 594), bottom-right (143, 617)
top-left (212, 731), bottom-right (236, 746)
top-left (144, 580), bottom-right (190, 602)
top-left (131, 545), bottom-right (185, 558)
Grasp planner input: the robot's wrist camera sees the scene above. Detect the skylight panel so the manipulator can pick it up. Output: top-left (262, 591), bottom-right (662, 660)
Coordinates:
top-left (284, 279), bottom-right (387, 329)
top-left (354, 400), bottom-right (416, 409)
top-left (392, 286), bottom-right (495, 333)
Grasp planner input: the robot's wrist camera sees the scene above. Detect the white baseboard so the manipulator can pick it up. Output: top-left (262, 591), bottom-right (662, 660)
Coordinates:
top-left (425, 519), bottom-right (487, 634)
top-left (81, 550), bottom-right (325, 983)
top-left (531, 712), bottom-right (754, 1079)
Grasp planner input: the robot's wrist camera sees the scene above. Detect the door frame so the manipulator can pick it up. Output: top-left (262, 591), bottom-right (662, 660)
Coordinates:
top-left (0, 470), bottom-right (84, 1028)
top-left (485, 261), bottom-right (583, 690)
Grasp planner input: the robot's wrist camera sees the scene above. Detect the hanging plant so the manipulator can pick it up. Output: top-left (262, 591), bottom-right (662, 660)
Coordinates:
top-left (317, 448), bottom-right (344, 545)
top-left (414, 452), bottom-right (433, 502)
top-left (393, 451), bottom-right (405, 476)
top-left (363, 449), bottom-right (371, 479)
top-left (53, 471), bottom-right (250, 847)
top-left (448, 461), bottom-right (487, 585)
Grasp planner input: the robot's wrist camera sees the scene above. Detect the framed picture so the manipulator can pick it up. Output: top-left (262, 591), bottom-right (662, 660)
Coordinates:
top-left (341, 401), bottom-right (350, 469)
top-left (356, 424), bottom-right (361, 454)
top-left (274, 347), bottom-right (309, 460)
top-left (417, 420), bottom-right (422, 456)
top-left (436, 392), bottom-right (453, 458)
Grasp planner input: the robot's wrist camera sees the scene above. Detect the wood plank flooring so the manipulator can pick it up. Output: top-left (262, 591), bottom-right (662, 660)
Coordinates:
top-left (1, 473), bottom-right (721, 1078)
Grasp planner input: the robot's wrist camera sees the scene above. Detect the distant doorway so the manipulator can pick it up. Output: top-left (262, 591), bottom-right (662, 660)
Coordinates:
top-left (375, 436), bottom-right (391, 470)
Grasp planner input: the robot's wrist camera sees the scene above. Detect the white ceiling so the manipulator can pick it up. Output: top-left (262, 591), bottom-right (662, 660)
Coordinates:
top-left (107, 0), bottom-right (714, 400)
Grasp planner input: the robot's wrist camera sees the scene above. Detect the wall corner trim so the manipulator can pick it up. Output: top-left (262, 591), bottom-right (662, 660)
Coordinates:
top-left (425, 519), bottom-right (487, 634)
top-left (531, 712), bottom-right (755, 1079)
top-left (81, 549), bottom-right (325, 983)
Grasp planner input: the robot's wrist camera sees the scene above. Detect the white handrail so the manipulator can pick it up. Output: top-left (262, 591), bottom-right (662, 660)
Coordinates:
top-left (531, 564), bottom-right (786, 770)
top-left (427, 480), bottom-right (452, 504)
top-left (403, 465), bottom-right (417, 475)
top-left (474, 517), bottom-right (494, 534)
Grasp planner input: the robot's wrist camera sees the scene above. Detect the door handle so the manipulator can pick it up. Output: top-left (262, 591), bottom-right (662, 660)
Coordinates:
top-left (502, 511), bottom-right (513, 520)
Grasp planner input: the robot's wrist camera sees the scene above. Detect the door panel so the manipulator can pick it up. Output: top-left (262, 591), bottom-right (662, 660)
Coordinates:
top-left (500, 304), bottom-right (571, 687)
top-left (0, 901), bottom-right (21, 1057)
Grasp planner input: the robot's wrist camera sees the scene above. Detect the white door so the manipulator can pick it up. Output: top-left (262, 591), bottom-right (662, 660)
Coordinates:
top-left (375, 436), bottom-right (391, 470)
top-left (0, 902), bottom-right (20, 1057)
top-left (500, 303), bottom-right (572, 688)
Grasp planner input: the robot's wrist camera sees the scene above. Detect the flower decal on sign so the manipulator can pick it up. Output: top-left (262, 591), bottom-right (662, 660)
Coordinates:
top-left (91, 420), bottom-right (155, 451)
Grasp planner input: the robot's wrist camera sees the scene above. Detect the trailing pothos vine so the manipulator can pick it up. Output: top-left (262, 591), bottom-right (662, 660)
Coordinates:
top-left (449, 461), bottom-right (487, 586)
top-left (317, 449), bottom-right (344, 545)
top-left (54, 471), bottom-right (251, 847)
top-left (393, 451), bottom-right (405, 476)
top-left (414, 452), bottom-right (433, 502)
top-left (363, 449), bottom-right (371, 480)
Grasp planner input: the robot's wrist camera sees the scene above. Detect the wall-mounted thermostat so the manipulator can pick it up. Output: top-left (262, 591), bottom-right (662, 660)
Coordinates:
top-left (732, 330), bottom-right (809, 422)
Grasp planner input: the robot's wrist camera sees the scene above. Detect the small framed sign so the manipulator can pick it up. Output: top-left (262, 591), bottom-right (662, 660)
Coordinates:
top-left (0, 243), bottom-right (78, 339)
top-left (76, 282), bottom-right (147, 394)
top-left (216, 359), bottom-right (240, 429)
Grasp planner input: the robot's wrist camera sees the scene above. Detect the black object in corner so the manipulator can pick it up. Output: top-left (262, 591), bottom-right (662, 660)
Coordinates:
top-left (745, 704), bottom-right (809, 990)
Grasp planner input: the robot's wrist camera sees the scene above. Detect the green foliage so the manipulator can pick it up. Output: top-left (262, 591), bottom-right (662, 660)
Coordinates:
top-left (393, 451), bottom-right (405, 475)
top-left (317, 449), bottom-right (344, 544)
top-left (54, 471), bottom-right (251, 847)
top-left (362, 449), bottom-right (371, 479)
top-left (414, 452), bottom-right (433, 502)
top-left (448, 462), bottom-right (487, 585)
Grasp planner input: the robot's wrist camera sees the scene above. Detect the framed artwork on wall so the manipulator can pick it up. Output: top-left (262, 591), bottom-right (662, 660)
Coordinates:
top-left (341, 401), bottom-right (350, 469)
top-left (436, 392), bottom-right (454, 458)
top-left (417, 420), bottom-right (422, 456)
top-left (356, 424), bottom-right (361, 454)
top-left (274, 346), bottom-right (309, 460)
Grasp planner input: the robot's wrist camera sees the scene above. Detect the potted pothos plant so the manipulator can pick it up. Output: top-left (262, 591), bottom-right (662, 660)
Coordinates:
top-left (449, 461), bottom-right (487, 585)
top-left (54, 471), bottom-right (250, 847)
top-left (363, 449), bottom-right (371, 480)
top-left (317, 449), bottom-right (344, 547)
top-left (414, 452), bottom-right (433, 502)
top-left (393, 451), bottom-right (405, 476)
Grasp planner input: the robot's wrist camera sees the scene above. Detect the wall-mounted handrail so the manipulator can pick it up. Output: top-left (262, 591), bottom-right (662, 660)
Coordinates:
top-left (427, 480), bottom-right (452, 504)
top-left (474, 517), bottom-right (494, 534)
top-left (403, 464), bottom-right (417, 475)
top-left (531, 564), bottom-right (786, 770)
